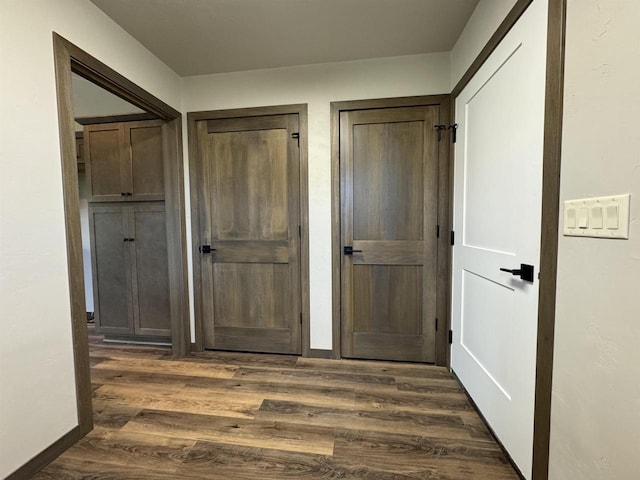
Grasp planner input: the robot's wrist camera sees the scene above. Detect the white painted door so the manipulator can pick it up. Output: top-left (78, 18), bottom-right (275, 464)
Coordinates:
top-left (451, 0), bottom-right (548, 478)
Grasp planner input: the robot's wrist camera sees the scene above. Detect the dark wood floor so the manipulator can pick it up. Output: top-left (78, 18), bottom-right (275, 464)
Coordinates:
top-left (34, 326), bottom-right (519, 479)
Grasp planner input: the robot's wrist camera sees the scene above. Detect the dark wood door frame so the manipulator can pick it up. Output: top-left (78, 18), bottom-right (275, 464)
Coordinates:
top-left (449, 1), bottom-right (566, 478)
top-left (52, 33), bottom-right (190, 438)
top-left (187, 105), bottom-right (310, 356)
top-left (331, 95), bottom-right (452, 366)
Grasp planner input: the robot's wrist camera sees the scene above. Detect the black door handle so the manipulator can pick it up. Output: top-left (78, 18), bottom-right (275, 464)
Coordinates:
top-left (343, 246), bottom-right (362, 255)
top-left (199, 245), bottom-right (215, 254)
top-left (500, 264), bottom-right (534, 282)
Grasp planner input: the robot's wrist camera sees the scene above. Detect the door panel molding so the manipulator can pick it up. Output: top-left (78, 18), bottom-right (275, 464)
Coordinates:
top-left (188, 104), bottom-right (310, 355)
top-left (331, 95), bottom-right (451, 365)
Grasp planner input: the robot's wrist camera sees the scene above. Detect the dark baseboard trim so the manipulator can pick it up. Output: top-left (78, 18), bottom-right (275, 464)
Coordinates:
top-left (308, 349), bottom-right (332, 359)
top-left (450, 370), bottom-right (526, 480)
top-left (5, 425), bottom-right (82, 480)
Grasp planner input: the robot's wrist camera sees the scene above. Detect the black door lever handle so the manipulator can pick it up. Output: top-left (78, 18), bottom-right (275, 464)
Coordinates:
top-left (343, 246), bottom-right (362, 255)
top-left (499, 268), bottom-right (522, 274)
top-left (199, 245), bottom-right (216, 254)
top-left (500, 264), bottom-right (534, 282)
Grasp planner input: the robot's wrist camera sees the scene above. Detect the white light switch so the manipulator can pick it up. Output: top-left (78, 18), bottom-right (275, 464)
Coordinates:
top-left (578, 207), bottom-right (589, 228)
top-left (563, 194), bottom-right (630, 239)
top-left (591, 207), bottom-right (603, 229)
top-left (566, 208), bottom-right (577, 228)
top-left (605, 205), bottom-right (619, 229)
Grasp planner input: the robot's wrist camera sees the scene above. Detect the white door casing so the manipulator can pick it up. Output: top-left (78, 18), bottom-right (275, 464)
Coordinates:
top-left (451, 0), bottom-right (548, 478)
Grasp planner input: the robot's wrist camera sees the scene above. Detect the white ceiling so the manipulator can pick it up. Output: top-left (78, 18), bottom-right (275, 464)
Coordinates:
top-left (90, 0), bottom-right (479, 77)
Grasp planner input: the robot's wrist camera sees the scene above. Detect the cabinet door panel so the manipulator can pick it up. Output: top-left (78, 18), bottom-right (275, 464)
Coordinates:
top-left (90, 205), bottom-right (133, 335)
top-left (85, 125), bottom-right (126, 202)
top-left (85, 120), bottom-right (165, 202)
top-left (130, 203), bottom-right (171, 337)
top-left (128, 122), bottom-right (165, 201)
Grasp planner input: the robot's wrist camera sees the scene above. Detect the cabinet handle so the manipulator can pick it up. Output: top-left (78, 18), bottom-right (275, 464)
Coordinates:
top-left (121, 192), bottom-right (127, 196)
top-left (123, 238), bottom-right (135, 242)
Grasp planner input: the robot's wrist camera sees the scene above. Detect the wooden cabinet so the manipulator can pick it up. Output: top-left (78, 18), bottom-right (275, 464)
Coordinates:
top-left (90, 203), bottom-right (171, 339)
top-left (84, 118), bottom-right (171, 342)
top-left (84, 120), bottom-right (165, 202)
top-left (76, 132), bottom-right (84, 165)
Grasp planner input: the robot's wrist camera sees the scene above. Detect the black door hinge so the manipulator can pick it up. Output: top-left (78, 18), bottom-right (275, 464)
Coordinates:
top-left (298, 225), bottom-right (301, 237)
top-left (448, 124), bottom-right (458, 143)
top-left (435, 318), bottom-right (438, 331)
top-left (437, 225), bottom-right (440, 238)
top-left (450, 231), bottom-right (455, 246)
top-left (300, 313), bottom-right (303, 324)
top-left (448, 330), bottom-right (453, 344)
top-left (435, 124), bottom-right (457, 143)
top-left (291, 132), bottom-right (300, 146)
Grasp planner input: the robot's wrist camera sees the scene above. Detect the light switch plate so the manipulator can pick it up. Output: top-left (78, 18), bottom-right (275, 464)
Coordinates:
top-left (563, 194), bottom-right (630, 239)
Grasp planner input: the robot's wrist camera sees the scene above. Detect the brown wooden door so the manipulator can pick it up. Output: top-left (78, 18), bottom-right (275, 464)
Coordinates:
top-left (196, 114), bottom-right (301, 354)
top-left (90, 202), bottom-right (171, 339)
top-left (340, 106), bottom-right (439, 362)
top-left (90, 204), bottom-right (134, 335)
top-left (127, 121), bottom-right (165, 201)
top-left (85, 124), bottom-right (126, 202)
top-left (131, 203), bottom-right (171, 337)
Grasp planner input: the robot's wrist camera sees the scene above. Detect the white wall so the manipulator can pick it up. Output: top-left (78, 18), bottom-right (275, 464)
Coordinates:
top-left (72, 74), bottom-right (144, 117)
top-left (450, 0), bottom-right (518, 88)
top-left (0, 0), bottom-right (181, 477)
top-left (549, 1), bottom-right (640, 479)
top-left (181, 53), bottom-right (451, 349)
top-left (78, 172), bottom-right (94, 312)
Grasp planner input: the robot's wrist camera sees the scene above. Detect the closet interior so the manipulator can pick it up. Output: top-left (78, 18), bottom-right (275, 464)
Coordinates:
top-left (74, 74), bottom-right (171, 344)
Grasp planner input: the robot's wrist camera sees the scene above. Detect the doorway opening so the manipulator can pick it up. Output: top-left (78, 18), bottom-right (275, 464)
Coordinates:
top-left (53, 33), bottom-right (189, 435)
top-left (73, 73), bottom-right (174, 345)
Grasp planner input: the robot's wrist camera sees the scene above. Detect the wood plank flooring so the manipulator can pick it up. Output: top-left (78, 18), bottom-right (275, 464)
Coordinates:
top-left (33, 327), bottom-right (520, 479)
